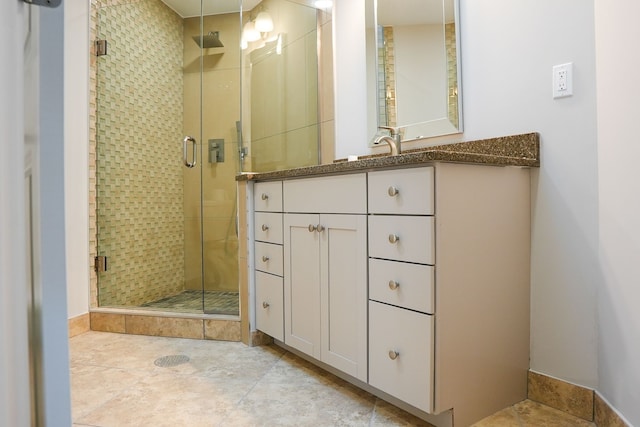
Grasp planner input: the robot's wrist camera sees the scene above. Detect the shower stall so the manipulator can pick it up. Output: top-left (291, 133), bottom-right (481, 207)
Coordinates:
top-left (92, 0), bottom-right (329, 317)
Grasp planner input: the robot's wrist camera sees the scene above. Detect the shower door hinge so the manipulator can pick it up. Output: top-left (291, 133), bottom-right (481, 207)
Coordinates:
top-left (22, 0), bottom-right (62, 8)
top-left (95, 256), bottom-right (108, 273)
top-left (96, 39), bottom-right (108, 57)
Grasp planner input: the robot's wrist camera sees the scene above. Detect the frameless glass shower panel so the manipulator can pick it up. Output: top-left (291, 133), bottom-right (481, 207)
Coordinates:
top-left (95, 0), bottom-right (188, 310)
top-left (241, 0), bottom-right (327, 172)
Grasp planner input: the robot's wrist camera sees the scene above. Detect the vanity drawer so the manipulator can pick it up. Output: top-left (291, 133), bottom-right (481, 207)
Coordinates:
top-left (255, 212), bottom-right (283, 244)
top-left (283, 173), bottom-right (366, 214)
top-left (368, 215), bottom-right (435, 264)
top-left (255, 241), bottom-right (283, 276)
top-left (256, 272), bottom-right (284, 341)
top-left (369, 258), bottom-right (434, 314)
top-left (368, 167), bottom-right (434, 215)
top-left (369, 300), bottom-right (434, 414)
top-left (254, 181), bottom-right (283, 212)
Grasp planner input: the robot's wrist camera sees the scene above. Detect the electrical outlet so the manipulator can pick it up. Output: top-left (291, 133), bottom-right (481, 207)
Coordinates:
top-left (553, 63), bottom-right (573, 99)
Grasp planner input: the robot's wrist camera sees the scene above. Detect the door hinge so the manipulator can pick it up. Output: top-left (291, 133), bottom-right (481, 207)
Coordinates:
top-left (95, 256), bottom-right (108, 273)
top-left (22, 0), bottom-right (62, 8)
top-left (96, 39), bottom-right (108, 57)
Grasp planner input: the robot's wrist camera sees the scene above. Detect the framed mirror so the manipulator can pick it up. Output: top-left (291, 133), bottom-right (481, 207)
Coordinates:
top-left (366, 0), bottom-right (462, 145)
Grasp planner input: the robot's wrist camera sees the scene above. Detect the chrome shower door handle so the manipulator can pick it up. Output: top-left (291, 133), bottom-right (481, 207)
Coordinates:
top-left (183, 136), bottom-right (197, 168)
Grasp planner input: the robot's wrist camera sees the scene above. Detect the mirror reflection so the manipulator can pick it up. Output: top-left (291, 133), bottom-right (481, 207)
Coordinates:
top-left (367, 0), bottom-right (461, 144)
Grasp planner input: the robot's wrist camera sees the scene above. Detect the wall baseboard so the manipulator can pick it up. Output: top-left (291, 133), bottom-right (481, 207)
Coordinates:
top-left (595, 392), bottom-right (630, 427)
top-left (528, 371), bottom-right (630, 426)
top-left (68, 313), bottom-right (90, 338)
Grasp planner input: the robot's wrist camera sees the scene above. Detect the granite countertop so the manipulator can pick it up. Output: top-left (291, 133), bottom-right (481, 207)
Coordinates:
top-left (236, 132), bottom-right (539, 181)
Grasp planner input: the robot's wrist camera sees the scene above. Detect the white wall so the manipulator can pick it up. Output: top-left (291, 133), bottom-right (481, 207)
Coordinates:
top-left (460, 0), bottom-right (599, 388)
top-left (65, 0), bottom-right (90, 319)
top-left (594, 0), bottom-right (640, 424)
top-left (335, 0), bottom-right (600, 389)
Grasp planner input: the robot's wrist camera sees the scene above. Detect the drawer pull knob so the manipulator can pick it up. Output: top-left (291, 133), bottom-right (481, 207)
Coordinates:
top-left (261, 224), bottom-right (269, 231)
top-left (388, 350), bottom-right (399, 360)
top-left (388, 234), bottom-right (400, 244)
top-left (261, 193), bottom-right (269, 200)
top-left (388, 186), bottom-right (399, 197)
top-left (262, 301), bottom-right (270, 309)
top-left (308, 224), bottom-right (317, 232)
top-left (388, 280), bottom-right (400, 290)
top-left (316, 224), bottom-right (325, 233)
top-left (262, 256), bottom-right (270, 262)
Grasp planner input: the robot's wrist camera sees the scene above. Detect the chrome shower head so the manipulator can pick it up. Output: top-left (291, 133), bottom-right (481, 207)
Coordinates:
top-left (192, 31), bottom-right (224, 48)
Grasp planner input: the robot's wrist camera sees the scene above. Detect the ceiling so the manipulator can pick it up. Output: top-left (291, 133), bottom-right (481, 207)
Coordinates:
top-left (160, 0), bottom-right (261, 18)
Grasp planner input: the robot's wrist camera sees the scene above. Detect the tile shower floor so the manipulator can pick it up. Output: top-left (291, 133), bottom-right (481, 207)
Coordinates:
top-left (70, 331), bottom-right (595, 427)
top-left (139, 290), bottom-right (239, 315)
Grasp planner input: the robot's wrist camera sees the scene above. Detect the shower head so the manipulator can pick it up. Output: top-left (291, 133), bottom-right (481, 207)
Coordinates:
top-left (192, 31), bottom-right (224, 48)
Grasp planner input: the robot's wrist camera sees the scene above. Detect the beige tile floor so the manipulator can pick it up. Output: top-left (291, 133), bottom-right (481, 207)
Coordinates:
top-left (70, 331), bottom-right (595, 427)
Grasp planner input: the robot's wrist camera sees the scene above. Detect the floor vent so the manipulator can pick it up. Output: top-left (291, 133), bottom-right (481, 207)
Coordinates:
top-left (154, 355), bottom-right (190, 367)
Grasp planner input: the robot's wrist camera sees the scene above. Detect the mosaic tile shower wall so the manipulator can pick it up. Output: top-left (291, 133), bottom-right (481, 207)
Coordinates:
top-left (95, 0), bottom-right (185, 307)
top-left (381, 26), bottom-right (396, 128)
top-left (445, 23), bottom-right (459, 129)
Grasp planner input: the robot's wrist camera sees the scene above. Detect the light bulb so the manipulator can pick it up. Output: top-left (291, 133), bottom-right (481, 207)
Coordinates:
top-left (242, 21), bottom-right (260, 42)
top-left (255, 11), bottom-right (274, 33)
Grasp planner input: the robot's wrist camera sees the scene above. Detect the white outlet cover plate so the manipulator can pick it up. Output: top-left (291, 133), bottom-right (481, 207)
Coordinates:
top-left (553, 63), bottom-right (573, 99)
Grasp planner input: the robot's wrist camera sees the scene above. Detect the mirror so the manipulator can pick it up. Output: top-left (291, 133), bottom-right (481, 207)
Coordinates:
top-left (366, 0), bottom-right (461, 145)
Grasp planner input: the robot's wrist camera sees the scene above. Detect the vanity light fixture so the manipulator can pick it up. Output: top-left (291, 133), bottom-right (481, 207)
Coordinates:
top-left (314, 0), bottom-right (333, 8)
top-left (242, 21), bottom-right (261, 43)
top-left (255, 11), bottom-right (274, 33)
top-left (241, 9), bottom-right (274, 50)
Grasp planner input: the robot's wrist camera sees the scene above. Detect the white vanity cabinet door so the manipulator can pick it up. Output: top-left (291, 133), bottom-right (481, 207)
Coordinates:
top-left (255, 272), bottom-right (284, 341)
top-left (254, 181), bottom-right (283, 212)
top-left (368, 167), bottom-right (434, 215)
top-left (369, 300), bottom-right (434, 414)
top-left (254, 212), bottom-right (283, 244)
top-left (369, 215), bottom-right (435, 264)
top-left (284, 213), bottom-right (321, 359)
top-left (320, 214), bottom-right (368, 382)
top-left (255, 242), bottom-right (283, 276)
top-left (283, 212), bottom-right (368, 381)
top-left (369, 258), bottom-right (434, 314)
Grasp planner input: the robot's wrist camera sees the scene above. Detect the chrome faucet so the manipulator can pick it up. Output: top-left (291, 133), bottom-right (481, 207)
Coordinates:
top-left (375, 126), bottom-right (402, 155)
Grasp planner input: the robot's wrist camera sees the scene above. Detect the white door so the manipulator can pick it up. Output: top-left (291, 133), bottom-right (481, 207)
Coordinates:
top-left (284, 213), bottom-right (321, 358)
top-left (320, 214), bottom-right (368, 382)
top-left (24, 2), bottom-right (72, 425)
top-left (1, 2), bottom-right (32, 425)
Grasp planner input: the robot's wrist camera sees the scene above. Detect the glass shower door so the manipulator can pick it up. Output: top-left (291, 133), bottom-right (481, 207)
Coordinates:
top-left (189, 0), bottom-right (242, 315)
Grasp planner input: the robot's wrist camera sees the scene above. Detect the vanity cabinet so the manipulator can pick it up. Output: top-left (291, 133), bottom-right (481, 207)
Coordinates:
top-left (250, 162), bottom-right (531, 426)
top-left (253, 182), bottom-right (284, 341)
top-left (283, 174), bottom-right (368, 382)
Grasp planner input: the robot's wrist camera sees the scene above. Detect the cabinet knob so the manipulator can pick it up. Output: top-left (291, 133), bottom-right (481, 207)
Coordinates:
top-left (388, 350), bottom-right (399, 360)
top-left (388, 234), bottom-right (400, 244)
top-left (308, 224), bottom-right (317, 232)
top-left (262, 301), bottom-right (270, 309)
top-left (388, 280), bottom-right (400, 290)
top-left (388, 186), bottom-right (399, 197)
top-left (261, 224), bottom-right (269, 231)
top-left (316, 224), bottom-right (325, 233)
top-left (261, 193), bottom-right (269, 200)
top-left (262, 256), bottom-right (270, 262)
